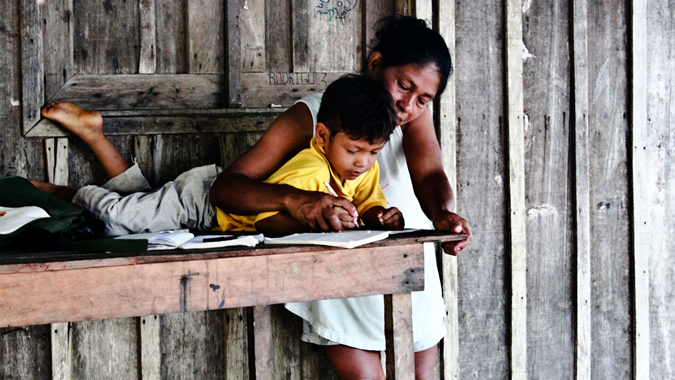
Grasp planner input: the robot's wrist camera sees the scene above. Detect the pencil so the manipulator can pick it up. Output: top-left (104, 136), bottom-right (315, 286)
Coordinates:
top-left (324, 180), bottom-right (359, 228)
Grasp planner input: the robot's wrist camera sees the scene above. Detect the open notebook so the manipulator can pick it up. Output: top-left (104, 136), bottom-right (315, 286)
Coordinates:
top-left (115, 230), bottom-right (264, 250)
top-left (264, 230), bottom-right (390, 249)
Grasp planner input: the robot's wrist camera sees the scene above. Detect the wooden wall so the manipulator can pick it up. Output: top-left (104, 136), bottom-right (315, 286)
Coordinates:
top-left (1, 0), bottom-right (673, 379)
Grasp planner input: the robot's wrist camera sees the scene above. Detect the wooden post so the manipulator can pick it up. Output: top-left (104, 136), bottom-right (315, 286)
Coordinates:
top-left (139, 0), bottom-right (157, 74)
top-left (226, 0), bottom-right (242, 106)
top-left (384, 294), bottom-right (414, 380)
top-left (630, 0), bottom-right (649, 379)
top-left (21, 0), bottom-right (44, 135)
top-left (572, 0), bottom-right (592, 378)
top-left (506, 0), bottom-right (527, 378)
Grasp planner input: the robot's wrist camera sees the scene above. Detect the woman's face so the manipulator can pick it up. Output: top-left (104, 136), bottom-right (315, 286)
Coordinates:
top-left (370, 59), bottom-right (441, 125)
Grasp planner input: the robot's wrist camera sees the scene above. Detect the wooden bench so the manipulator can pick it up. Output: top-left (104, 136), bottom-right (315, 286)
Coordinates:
top-left (0, 231), bottom-right (463, 379)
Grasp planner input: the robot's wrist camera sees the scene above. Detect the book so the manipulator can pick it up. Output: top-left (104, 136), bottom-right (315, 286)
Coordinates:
top-left (264, 230), bottom-right (390, 249)
top-left (0, 205), bottom-right (51, 235)
top-left (114, 230), bottom-right (264, 250)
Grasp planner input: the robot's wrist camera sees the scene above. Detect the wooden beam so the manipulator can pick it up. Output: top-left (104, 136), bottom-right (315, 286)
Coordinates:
top-left (630, 0), bottom-right (649, 378)
top-left (0, 244), bottom-right (424, 328)
top-left (436, 0), bottom-right (460, 376)
top-left (572, 0), bottom-right (591, 378)
top-left (384, 293), bottom-right (414, 380)
top-left (21, 0), bottom-right (44, 136)
top-left (139, 0), bottom-right (157, 74)
top-left (506, 0), bottom-right (527, 378)
top-left (226, 0), bottom-right (242, 106)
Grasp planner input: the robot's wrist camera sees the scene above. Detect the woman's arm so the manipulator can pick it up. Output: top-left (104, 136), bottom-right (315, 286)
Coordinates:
top-left (209, 103), bottom-right (358, 232)
top-left (402, 108), bottom-right (473, 254)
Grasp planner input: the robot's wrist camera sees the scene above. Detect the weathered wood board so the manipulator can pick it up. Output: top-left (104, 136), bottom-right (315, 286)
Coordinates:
top-left (454, 0), bottom-right (508, 378)
top-left (587, 1), bottom-right (632, 378)
top-left (522, 0), bottom-right (574, 378)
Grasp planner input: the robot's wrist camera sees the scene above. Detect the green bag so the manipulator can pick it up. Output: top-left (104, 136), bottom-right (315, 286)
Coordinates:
top-left (0, 176), bottom-right (146, 252)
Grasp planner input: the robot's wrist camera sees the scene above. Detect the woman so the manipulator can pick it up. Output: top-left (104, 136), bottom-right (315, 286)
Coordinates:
top-left (210, 16), bottom-right (473, 379)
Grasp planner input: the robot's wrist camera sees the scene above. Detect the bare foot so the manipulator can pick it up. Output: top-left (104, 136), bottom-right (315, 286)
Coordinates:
top-left (41, 101), bottom-right (104, 144)
top-left (30, 180), bottom-right (78, 203)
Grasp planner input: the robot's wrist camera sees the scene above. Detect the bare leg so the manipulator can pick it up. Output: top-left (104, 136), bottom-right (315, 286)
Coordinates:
top-left (30, 180), bottom-right (77, 203)
top-left (41, 101), bottom-right (129, 179)
top-left (324, 344), bottom-right (438, 380)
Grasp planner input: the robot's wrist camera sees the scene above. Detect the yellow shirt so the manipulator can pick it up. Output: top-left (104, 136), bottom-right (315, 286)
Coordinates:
top-left (214, 137), bottom-right (387, 231)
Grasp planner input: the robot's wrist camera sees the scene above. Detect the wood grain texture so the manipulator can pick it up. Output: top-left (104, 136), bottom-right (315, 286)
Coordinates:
top-left (436, 0), bottom-right (460, 377)
top-left (226, 0), bottom-right (242, 106)
top-left (265, 0), bottom-right (292, 72)
top-left (587, 1), bottom-right (632, 378)
top-left (70, 319), bottom-right (139, 379)
top-left (224, 308), bottom-right (250, 379)
top-left (522, 0), bottom-right (574, 378)
top-left (140, 315), bottom-right (161, 380)
top-left (241, 72), bottom-right (344, 107)
top-left (42, 0), bottom-right (74, 99)
top-left (72, 0), bottom-right (139, 74)
top-left (149, 133), bottom-right (221, 185)
top-left (643, 1), bottom-right (675, 378)
top-left (21, 0), bottom-right (44, 135)
top-left (48, 74), bottom-right (229, 111)
top-left (309, 0), bottom-right (362, 72)
top-left (571, 0), bottom-right (592, 378)
top-left (139, 0), bottom-right (157, 74)
top-left (384, 293), bottom-right (414, 380)
top-left (0, 3), bottom-right (50, 376)
top-left (506, 0), bottom-right (527, 377)
top-left (155, 0), bottom-right (187, 74)
top-left (364, 0), bottom-right (395, 69)
top-left (292, 0), bottom-right (310, 72)
top-left (455, 0), bottom-right (508, 377)
top-left (240, 0), bottom-right (266, 73)
top-left (188, 0), bottom-right (225, 73)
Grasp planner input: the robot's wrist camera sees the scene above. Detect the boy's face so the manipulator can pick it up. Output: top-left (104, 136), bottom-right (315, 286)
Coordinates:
top-left (316, 123), bottom-right (385, 183)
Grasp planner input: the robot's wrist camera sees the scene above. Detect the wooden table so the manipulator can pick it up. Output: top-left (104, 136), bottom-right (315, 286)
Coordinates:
top-left (0, 230), bottom-right (463, 379)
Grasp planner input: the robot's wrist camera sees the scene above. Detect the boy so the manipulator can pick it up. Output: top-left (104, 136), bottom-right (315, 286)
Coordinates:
top-left (33, 75), bottom-right (402, 235)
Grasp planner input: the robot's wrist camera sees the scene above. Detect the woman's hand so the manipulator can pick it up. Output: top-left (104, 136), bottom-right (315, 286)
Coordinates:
top-left (286, 191), bottom-right (358, 232)
top-left (433, 211), bottom-right (473, 256)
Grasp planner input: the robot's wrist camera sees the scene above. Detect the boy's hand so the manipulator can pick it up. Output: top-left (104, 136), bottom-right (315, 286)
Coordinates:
top-left (433, 211), bottom-right (473, 256)
top-left (378, 207), bottom-right (404, 230)
top-left (288, 191), bottom-right (358, 232)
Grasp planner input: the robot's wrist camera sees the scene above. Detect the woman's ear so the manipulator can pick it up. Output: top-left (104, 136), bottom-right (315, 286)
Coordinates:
top-left (366, 51), bottom-right (383, 75)
top-left (315, 123), bottom-right (331, 147)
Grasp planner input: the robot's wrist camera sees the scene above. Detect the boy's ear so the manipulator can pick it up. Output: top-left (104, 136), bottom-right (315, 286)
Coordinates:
top-left (315, 123), bottom-right (331, 147)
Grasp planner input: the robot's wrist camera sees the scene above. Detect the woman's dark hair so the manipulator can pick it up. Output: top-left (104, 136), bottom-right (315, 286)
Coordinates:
top-left (317, 74), bottom-right (397, 143)
top-left (369, 16), bottom-right (452, 97)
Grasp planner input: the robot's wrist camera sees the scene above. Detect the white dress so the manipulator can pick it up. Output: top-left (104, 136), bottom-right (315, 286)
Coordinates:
top-left (285, 93), bottom-right (447, 352)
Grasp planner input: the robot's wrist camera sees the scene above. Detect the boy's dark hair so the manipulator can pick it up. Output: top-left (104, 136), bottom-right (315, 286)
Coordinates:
top-left (317, 74), bottom-right (397, 143)
top-left (369, 16), bottom-right (452, 98)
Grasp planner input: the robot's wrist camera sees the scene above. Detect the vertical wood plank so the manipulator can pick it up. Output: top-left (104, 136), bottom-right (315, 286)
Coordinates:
top-left (49, 134), bottom-right (72, 380)
top-left (364, 0), bottom-right (395, 69)
top-left (140, 315), bottom-right (160, 380)
top-left (253, 305), bottom-right (273, 380)
top-left (226, 0), bottom-right (242, 106)
top-left (187, 0), bottom-right (225, 73)
top-left (72, 1), bottom-right (140, 74)
top-left (240, 0), bottom-right (266, 73)
top-left (265, 0), bottom-right (292, 72)
top-left (571, 0), bottom-right (592, 378)
top-left (224, 308), bottom-right (250, 379)
top-left (139, 0), bottom-right (157, 74)
top-left (395, 0), bottom-right (414, 17)
top-left (436, 0), bottom-right (460, 377)
top-left (384, 294), bottom-right (414, 380)
top-left (155, 0), bottom-right (187, 74)
top-left (309, 0), bottom-right (362, 72)
top-left (21, 0), bottom-right (44, 135)
top-left (630, 0), bottom-right (649, 379)
top-left (414, 0), bottom-right (432, 23)
top-left (506, 0), bottom-right (527, 378)
top-left (642, 0), bottom-right (675, 378)
top-left (587, 1), bottom-right (632, 378)
top-left (292, 0), bottom-right (310, 72)
top-left (133, 135), bottom-right (156, 188)
top-left (522, 0), bottom-right (574, 378)
top-left (454, 0), bottom-right (508, 377)
top-left (42, 0), bottom-right (74, 99)
top-left (70, 320), bottom-right (139, 380)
